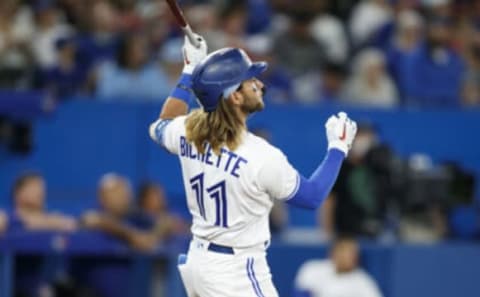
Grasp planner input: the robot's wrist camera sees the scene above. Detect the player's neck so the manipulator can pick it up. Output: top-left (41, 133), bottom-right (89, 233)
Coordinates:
top-left (233, 106), bottom-right (249, 128)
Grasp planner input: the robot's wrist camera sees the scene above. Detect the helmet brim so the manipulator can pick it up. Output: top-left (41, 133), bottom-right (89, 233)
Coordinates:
top-left (244, 62), bottom-right (268, 81)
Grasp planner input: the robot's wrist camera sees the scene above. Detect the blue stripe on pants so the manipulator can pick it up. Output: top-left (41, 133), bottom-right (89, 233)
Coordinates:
top-left (247, 258), bottom-right (265, 297)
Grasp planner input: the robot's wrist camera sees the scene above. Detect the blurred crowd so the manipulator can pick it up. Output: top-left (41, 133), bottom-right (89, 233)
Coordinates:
top-left (1, 172), bottom-right (189, 252)
top-left (0, 0), bottom-right (480, 107)
top-left (0, 0), bottom-right (479, 247)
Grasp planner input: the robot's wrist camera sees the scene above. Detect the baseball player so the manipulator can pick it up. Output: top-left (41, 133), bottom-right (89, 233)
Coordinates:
top-left (149, 34), bottom-right (357, 297)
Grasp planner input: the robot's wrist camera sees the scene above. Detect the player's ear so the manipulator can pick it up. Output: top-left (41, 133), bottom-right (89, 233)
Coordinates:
top-left (229, 91), bottom-right (244, 106)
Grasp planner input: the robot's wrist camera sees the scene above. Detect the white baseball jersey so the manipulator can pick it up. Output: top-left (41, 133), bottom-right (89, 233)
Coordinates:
top-left (295, 260), bottom-right (383, 297)
top-left (153, 115), bottom-right (299, 248)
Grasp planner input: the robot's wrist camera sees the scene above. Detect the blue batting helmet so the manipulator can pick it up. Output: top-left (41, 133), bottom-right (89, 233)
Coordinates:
top-left (191, 48), bottom-right (268, 112)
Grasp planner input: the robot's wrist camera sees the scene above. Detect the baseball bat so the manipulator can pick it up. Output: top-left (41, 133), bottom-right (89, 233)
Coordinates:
top-left (165, 0), bottom-right (201, 48)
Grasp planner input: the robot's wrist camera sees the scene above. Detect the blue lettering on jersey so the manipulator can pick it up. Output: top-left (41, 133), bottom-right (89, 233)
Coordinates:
top-left (231, 156), bottom-right (248, 178)
top-left (204, 145), bottom-right (214, 165)
top-left (179, 136), bottom-right (248, 178)
top-left (223, 148), bottom-right (237, 172)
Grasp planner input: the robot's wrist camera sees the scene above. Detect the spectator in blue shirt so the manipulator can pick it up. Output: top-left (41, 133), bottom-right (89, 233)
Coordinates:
top-left (94, 33), bottom-right (170, 101)
top-left (386, 10), bottom-right (424, 99)
top-left (9, 172), bottom-right (77, 233)
top-left (246, 0), bottom-right (272, 34)
top-left (320, 62), bottom-right (347, 102)
top-left (42, 36), bottom-right (88, 99)
top-left (135, 182), bottom-right (189, 238)
top-left (81, 173), bottom-right (160, 251)
top-left (402, 15), bottom-right (465, 107)
top-left (76, 1), bottom-right (120, 68)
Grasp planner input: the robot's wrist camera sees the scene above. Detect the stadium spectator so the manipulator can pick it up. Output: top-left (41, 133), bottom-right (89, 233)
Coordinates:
top-left (342, 49), bottom-right (398, 107)
top-left (320, 62), bottom-right (347, 101)
top-left (327, 0), bottom-right (363, 22)
top-left (386, 10), bottom-right (424, 99)
top-left (204, 0), bottom-right (248, 51)
top-left (136, 182), bottom-right (189, 237)
top-left (424, 0), bottom-right (451, 18)
top-left (463, 22), bottom-right (480, 105)
top-left (402, 15), bottom-right (466, 107)
top-left (245, 34), bottom-right (293, 103)
top-left (81, 173), bottom-right (158, 251)
top-left (42, 36), bottom-right (87, 99)
top-left (56, 0), bottom-right (89, 30)
top-left (246, 0), bottom-right (272, 34)
top-left (137, 182), bottom-right (168, 218)
top-left (76, 0), bottom-right (120, 68)
top-left (289, 62), bottom-right (348, 103)
top-left (184, 3), bottom-right (217, 38)
top-left (95, 33), bottom-right (170, 101)
top-left (0, 210), bottom-right (7, 234)
top-left (320, 125), bottom-right (387, 239)
top-left (349, 0), bottom-right (393, 48)
top-left (115, 0), bottom-right (144, 32)
top-left (141, 2), bottom-right (171, 52)
top-left (310, 8), bottom-right (349, 64)
top-left (294, 237), bottom-right (383, 297)
top-left (0, 0), bottom-right (34, 88)
top-left (273, 9), bottom-right (325, 77)
top-left (9, 172), bottom-right (77, 232)
top-left (30, 0), bottom-right (72, 69)
top-left (160, 38), bottom-right (185, 90)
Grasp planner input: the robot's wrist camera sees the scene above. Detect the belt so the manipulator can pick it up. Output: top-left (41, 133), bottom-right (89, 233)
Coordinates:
top-left (207, 243), bottom-right (235, 255)
top-left (193, 237), bottom-right (269, 255)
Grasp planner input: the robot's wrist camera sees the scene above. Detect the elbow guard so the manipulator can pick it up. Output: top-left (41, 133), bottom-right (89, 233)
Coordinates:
top-left (149, 119), bottom-right (172, 145)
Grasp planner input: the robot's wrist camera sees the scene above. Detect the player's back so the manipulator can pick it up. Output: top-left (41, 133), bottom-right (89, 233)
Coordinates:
top-left (161, 115), bottom-right (298, 248)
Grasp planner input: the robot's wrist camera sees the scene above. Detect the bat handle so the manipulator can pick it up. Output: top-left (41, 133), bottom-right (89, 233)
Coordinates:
top-left (183, 25), bottom-right (201, 48)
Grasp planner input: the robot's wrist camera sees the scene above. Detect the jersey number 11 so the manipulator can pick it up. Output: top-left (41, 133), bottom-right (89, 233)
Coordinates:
top-left (190, 173), bottom-right (228, 228)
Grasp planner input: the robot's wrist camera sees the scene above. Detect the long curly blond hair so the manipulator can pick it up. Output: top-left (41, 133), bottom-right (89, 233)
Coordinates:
top-left (185, 99), bottom-right (245, 155)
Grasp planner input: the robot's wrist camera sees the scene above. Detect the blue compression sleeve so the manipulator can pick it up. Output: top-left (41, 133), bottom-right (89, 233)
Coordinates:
top-left (287, 149), bottom-right (345, 209)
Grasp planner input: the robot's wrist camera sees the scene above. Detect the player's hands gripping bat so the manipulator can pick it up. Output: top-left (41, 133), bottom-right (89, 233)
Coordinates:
top-left (325, 112), bottom-right (357, 156)
top-left (165, 0), bottom-right (201, 48)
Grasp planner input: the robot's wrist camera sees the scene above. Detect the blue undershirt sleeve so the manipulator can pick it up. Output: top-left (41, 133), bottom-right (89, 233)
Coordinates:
top-left (286, 149), bottom-right (345, 209)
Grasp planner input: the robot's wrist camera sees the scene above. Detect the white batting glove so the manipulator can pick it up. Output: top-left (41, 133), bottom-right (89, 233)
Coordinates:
top-left (325, 112), bottom-right (357, 156)
top-left (182, 34), bottom-right (208, 74)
